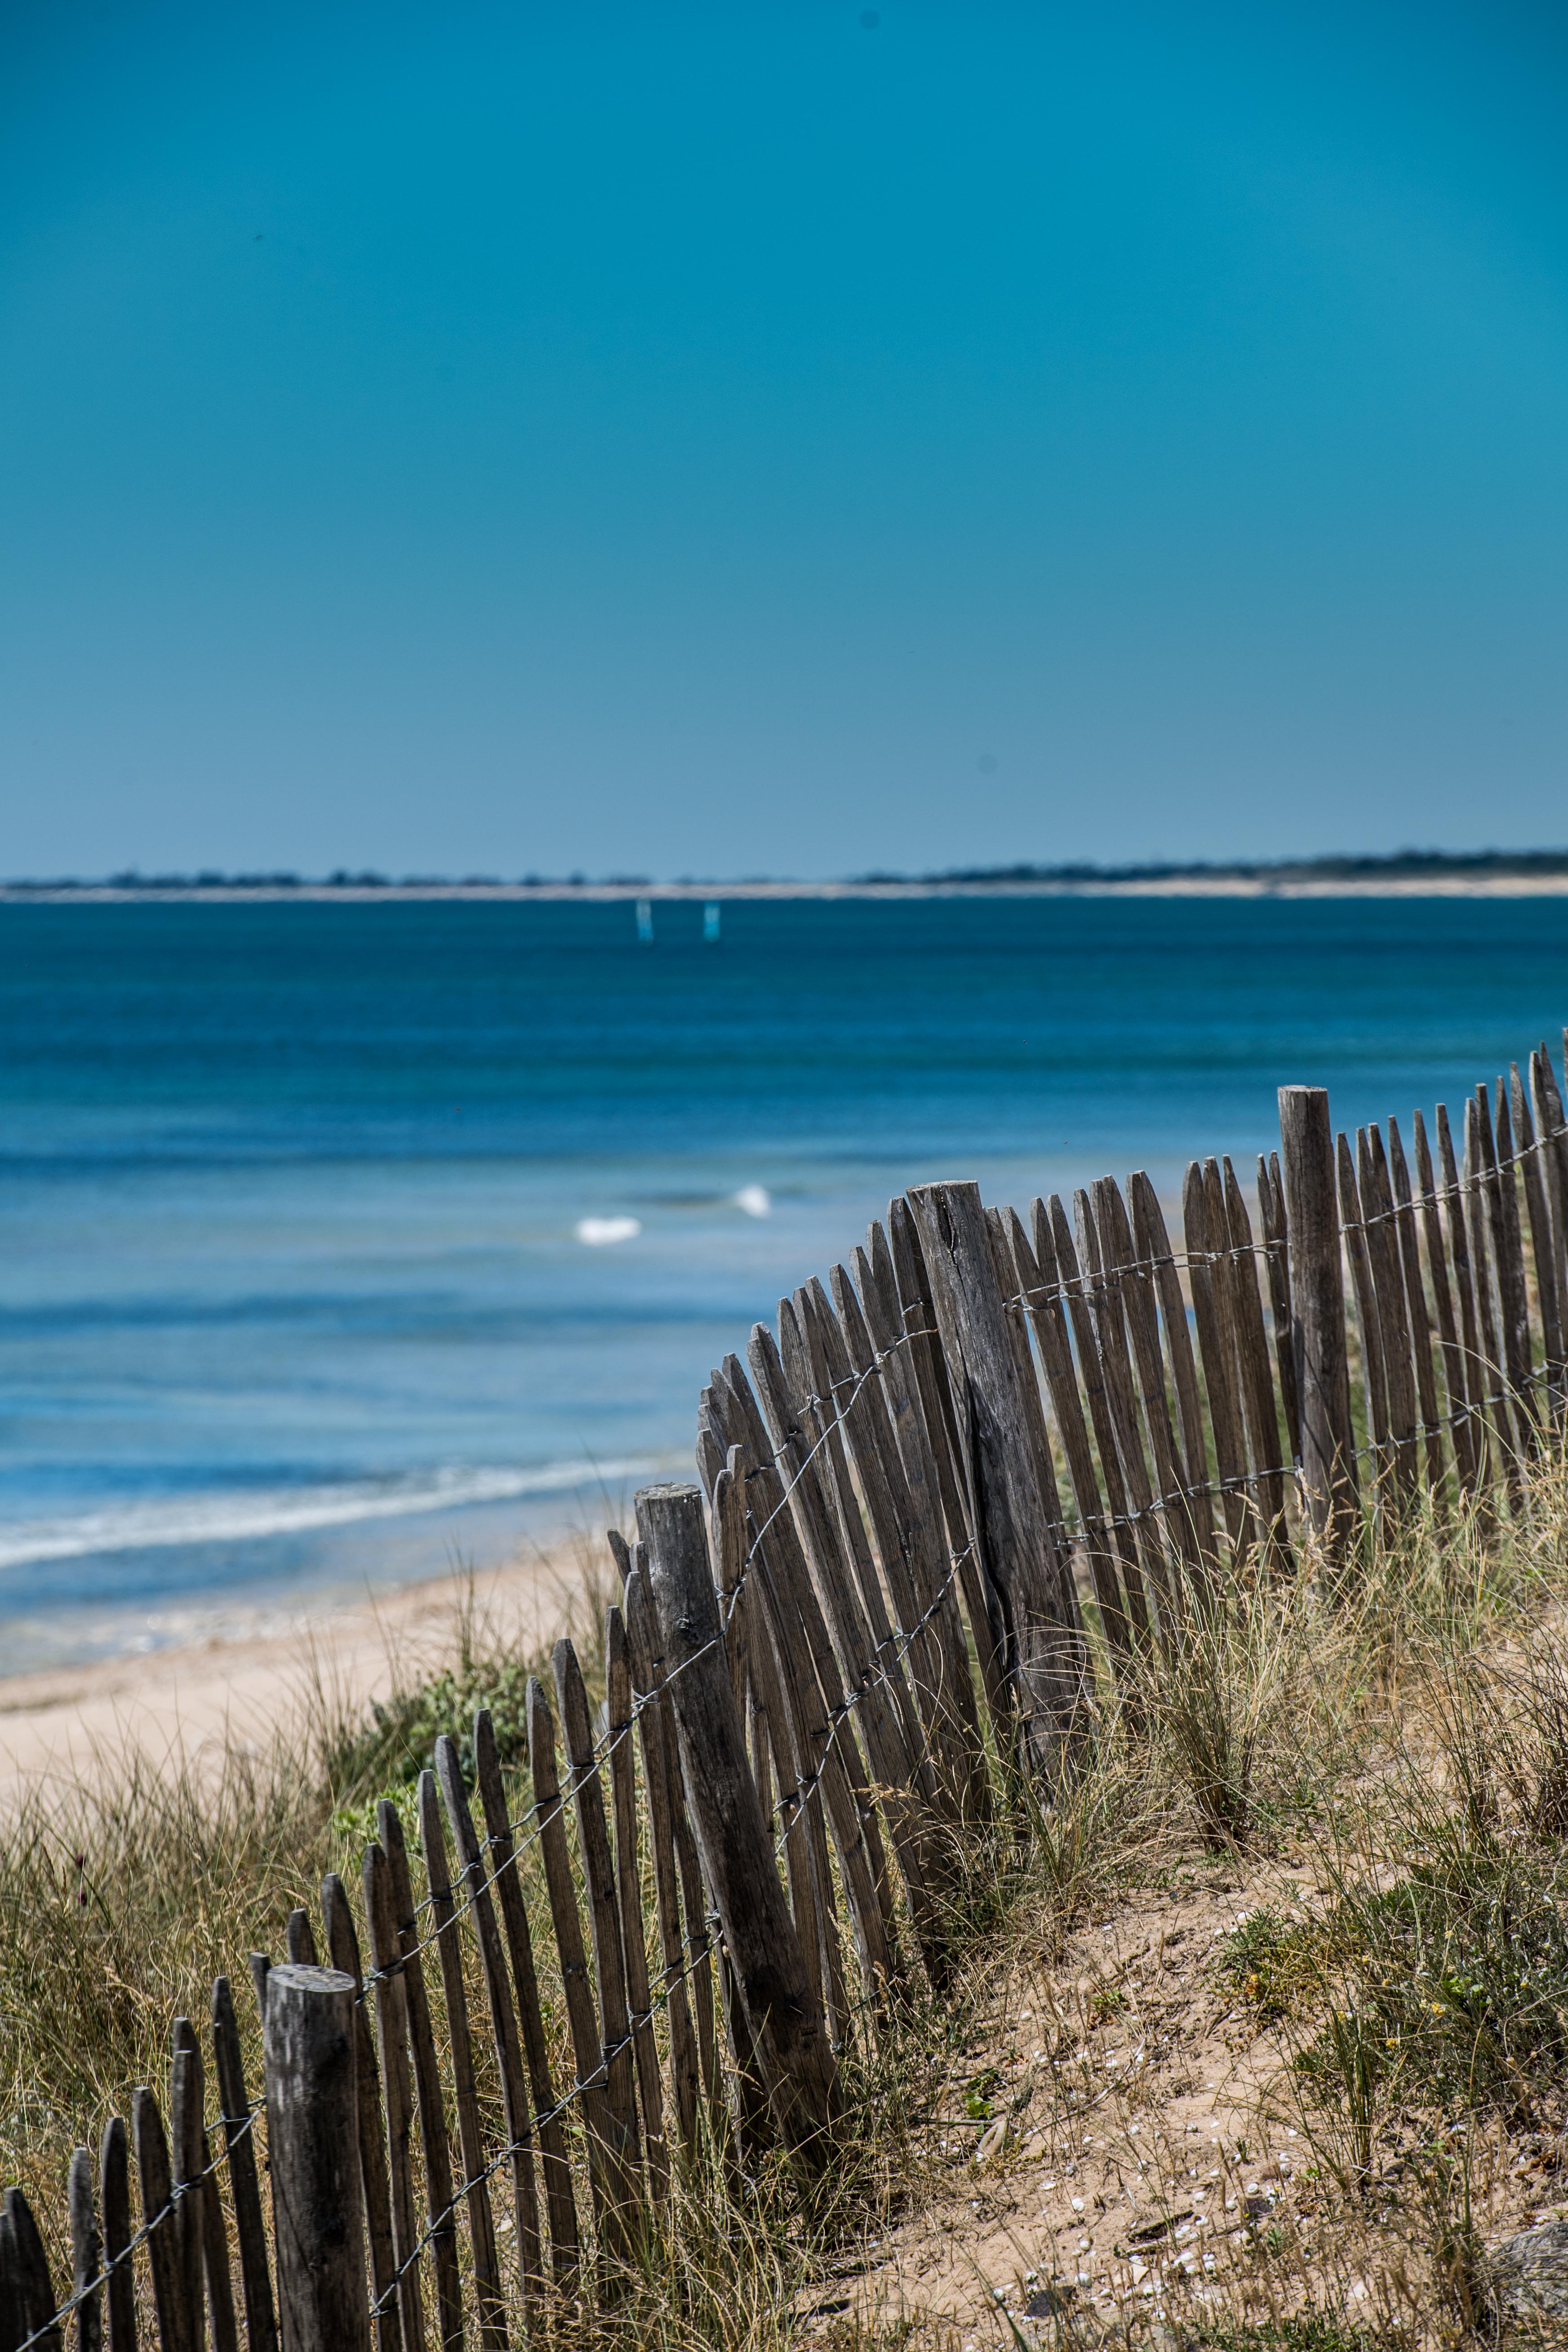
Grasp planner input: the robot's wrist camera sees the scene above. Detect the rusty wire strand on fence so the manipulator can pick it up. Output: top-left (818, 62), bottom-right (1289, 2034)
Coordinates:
top-left (13, 2103), bottom-right (264, 2352)
top-left (364, 1919), bottom-right (724, 2325)
top-left (356, 1320), bottom-right (938, 1994)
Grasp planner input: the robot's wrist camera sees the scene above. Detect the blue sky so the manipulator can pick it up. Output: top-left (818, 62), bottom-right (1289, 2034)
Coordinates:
top-left (3, 0), bottom-right (1566, 878)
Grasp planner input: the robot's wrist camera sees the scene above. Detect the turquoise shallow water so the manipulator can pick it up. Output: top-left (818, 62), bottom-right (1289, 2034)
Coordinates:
top-left (2, 893), bottom-right (1565, 1667)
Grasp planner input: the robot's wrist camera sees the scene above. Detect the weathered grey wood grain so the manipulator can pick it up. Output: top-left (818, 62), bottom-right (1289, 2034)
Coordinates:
top-left (605, 1606), bottom-right (671, 2198)
top-left (209, 1979), bottom-right (275, 2352)
top-left (1512, 1064), bottom-right (1563, 1417)
top-left (1278, 1087), bottom-right (1357, 1547)
top-left (985, 1207), bottom-right (1084, 1636)
top-left (1034, 1194), bottom-right (1147, 1637)
top-left (67, 2147), bottom-right (102, 2352)
top-left (827, 1260), bottom-right (973, 1814)
top-left (1529, 1047), bottom-right (1568, 1416)
top-left (887, 1197), bottom-right (1013, 1741)
top-left (1464, 1095), bottom-right (1525, 1488)
top-left (1220, 1158), bottom-right (1292, 1562)
top-left (1410, 1109), bottom-right (1476, 1495)
top-left (1095, 1174), bottom-right (1205, 1596)
top-left (1008, 1206), bottom-right (1130, 1653)
top-left (1439, 1102), bottom-right (1505, 1496)
top-left (1041, 1194), bottom-right (1152, 1642)
top-left (415, 1774), bottom-right (506, 2350)
top-left (3, 2188), bottom-right (61, 2352)
top-left (173, 2020), bottom-right (235, 2352)
top-left (854, 1233), bottom-right (987, 1804)
top-left (435, 1734), bottom-right (545, 2300)
top-left (637, 1480), bottom-right (842, 2164)
top-left (621, 1568), bottom-right (703, 2158)
top-left (1254, 1154), bottom-right (1301, 1467)
top-left (262, 1965), bottom-right (371, 2352)
top-left (375, 1806), bottom-right (463, 2352)
top-left (706, 1439), bottom-right (826, 2024)
top-left (285, 1910), bottom-right (319, 1968)
top-left (247, 1956), bottom-right (270, 2032)
top-left (716, 1350), bottom-right (889, 1983)
top-left (801, 1278), bottom-right (937, 1805)
top-left (1183, 1162), bottom-right (1252, 1564)
top-left (524, 1679), bottom-right (627, 2269)
top-left (701, 1377), bottom-right (850, 2024)
top-left (320, 1873), bottom-right (401, 2352)
top-left (470, 1712), bottom-right (579, 2284)
top-left (1478, 1083), bottom-right (1537, 1440)
top-left (1358, 1128), bottom-right (1418, 1496)
top-left (769, 1294), bottom-right (929, 1954)
top-left (1076, 1184), bottom-right (1178, 1625)
top-left (1337, 1131), bottom-right (1390, 1490)
top-left (359, 1846), bottom-right (427, 2352)
top-left (169, 2038), bottom-right (205, 2352)
top-left (98, 2118), bottom-right (136, 2352)
top-left (552, 1643), bottom-right (645, 2243)
top-left (909, 1180), bottom-right (1089, 1780)
top-left (1384, 1118), bottom-right (1447, 1494)
top-left (1130, 1171), bottom-right (1222, 1566)
top-left (136, 2088), bottom-right (194, 2343)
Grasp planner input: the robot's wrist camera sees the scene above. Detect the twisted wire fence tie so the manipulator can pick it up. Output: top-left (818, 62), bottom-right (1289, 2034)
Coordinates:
top-left (359, 1331), bottom-right (932, 1995)
top-left (768, 1544), bottom-right (969, 1848)
top-left (366, 1925), bottom-right (722, 2321)
top-left (16, 2103), bottom-right (264, 2352)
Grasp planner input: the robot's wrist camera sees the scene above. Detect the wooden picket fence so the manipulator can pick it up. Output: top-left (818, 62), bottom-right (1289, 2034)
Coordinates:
top-left (4, 1037), bottom-right (1568, 2349)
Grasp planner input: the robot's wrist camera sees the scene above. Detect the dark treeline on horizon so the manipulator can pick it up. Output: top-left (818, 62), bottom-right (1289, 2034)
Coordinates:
top-left (4, 848), bottom-right (1568, 893)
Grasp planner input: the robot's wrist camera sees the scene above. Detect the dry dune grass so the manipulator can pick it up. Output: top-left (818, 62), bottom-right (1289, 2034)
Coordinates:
top-left (5, 1468), bottom-right (1568, 2348)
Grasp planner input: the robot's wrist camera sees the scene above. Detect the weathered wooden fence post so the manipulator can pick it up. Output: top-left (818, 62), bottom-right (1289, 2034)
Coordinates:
top-left (1278, 1085), bottom-right (1358, 1552)
top-left (906, 1180), bottom-right (1088, 1782)
top-left (262, 1964), bottom-right (371, 2352)
top-left (635, 1480), bottom-right (842, 2165)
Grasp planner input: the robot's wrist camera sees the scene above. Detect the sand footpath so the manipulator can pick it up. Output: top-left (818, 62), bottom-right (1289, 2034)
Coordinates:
top-left (0, 1531), bottom-right (598, 1807)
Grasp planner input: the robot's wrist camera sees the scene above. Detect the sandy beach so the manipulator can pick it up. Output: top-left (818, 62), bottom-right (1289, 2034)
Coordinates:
top-left (0, 1529), bottom-right (599, 1807)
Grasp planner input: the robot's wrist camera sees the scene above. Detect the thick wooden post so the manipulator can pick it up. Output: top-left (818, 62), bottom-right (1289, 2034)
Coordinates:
top-left (1278, 1086), bottom-right (1358, 1550)
top-left (635, 1480), bottom-right (841, 2166)
top-left (262, 1964), bottom-right (370, 2352)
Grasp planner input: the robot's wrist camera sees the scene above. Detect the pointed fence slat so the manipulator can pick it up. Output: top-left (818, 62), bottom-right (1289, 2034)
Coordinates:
top-left (909, 1180), bottom-right (1089, 1779)
top-left (470, 1713), bottom-right (580, 2287)
top-left (621, 1568), bottom-right (704, 2159)
top-left (415, 1773), bottom-right (506, 2352)
top-left (1411, 1110), bottom-right (1476, 1495)
top-left (376, 1805), bottom-right (464, 2352)
top-left (1184, 1163), bottom-right (1253, 1563)
top-left (524, 1678), bottom-right (626, 2269)
top-left (209, 1981), bottom-right (275, 2352)
top-left (67, 2149), bottom-right (101, 2352)
top-left (360, 1845), bottom-right (428, 2352)
top-left (637, 1480), bottom-right (842, 2165)
top-left (1074, 1185), bottom-right (1177, 1629)
top-left (887, 1197), bottom-right (1011, 1738)
top-left (604, 1606), bottom-right (671, 2199)
top-left (434, 1736), bottom-right (545, 2303)
top-left (851, 1234), bottom-right (989, 1807)
top-left (1221, 1158), bottom-right (1292, 1564)
top-left (98, 2119), bottom-right (136, 2352)
top-left (320, 1874), bottom-right (402, 2352)
top-left (1358, 1128), bottom-right (1418, 1496)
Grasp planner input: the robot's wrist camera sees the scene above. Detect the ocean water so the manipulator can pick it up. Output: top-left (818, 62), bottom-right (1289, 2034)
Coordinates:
top-left (2, 892), bottom-right (1566, 1669)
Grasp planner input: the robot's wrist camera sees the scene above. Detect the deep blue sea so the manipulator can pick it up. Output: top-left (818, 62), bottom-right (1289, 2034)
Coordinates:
top-left (3, 893), bottom-right (1566, 1669)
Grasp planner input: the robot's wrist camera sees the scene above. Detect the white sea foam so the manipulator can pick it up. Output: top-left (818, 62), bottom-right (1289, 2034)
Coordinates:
top-left (733, 1184), bottom-right (772, 1217)
top-left (0, 1460), bottom-right (654, 1572)
top-left (575, 1215), bottom-right (642, 1245)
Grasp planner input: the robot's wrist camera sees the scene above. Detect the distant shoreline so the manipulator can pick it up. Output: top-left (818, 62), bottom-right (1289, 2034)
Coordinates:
top-left (8, 871), bottom-right (1568, 903)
